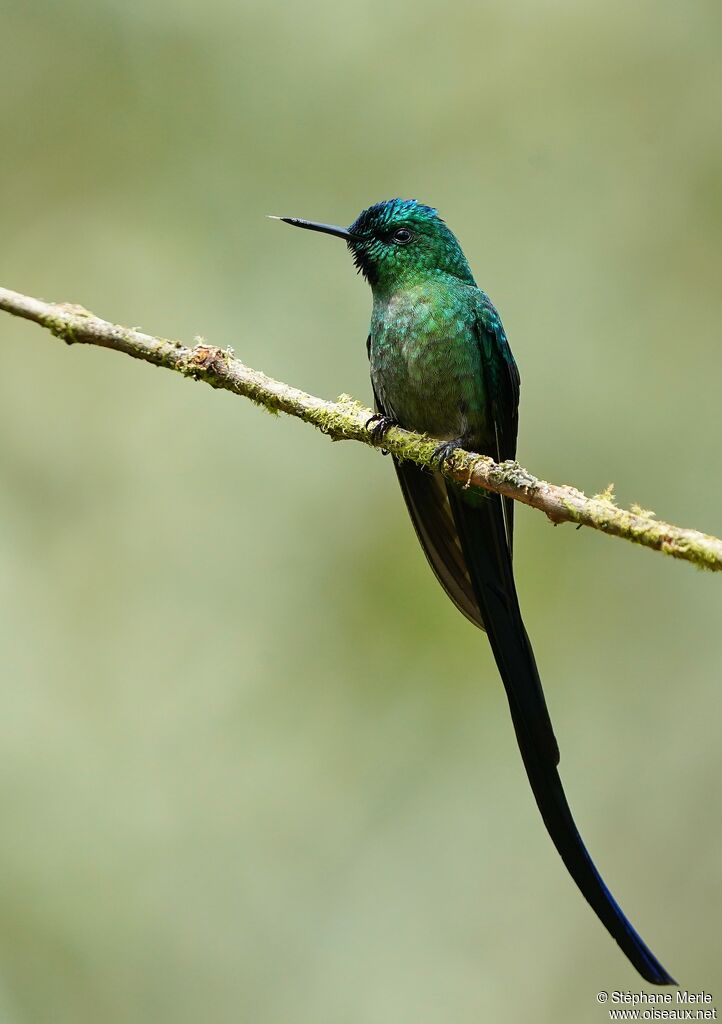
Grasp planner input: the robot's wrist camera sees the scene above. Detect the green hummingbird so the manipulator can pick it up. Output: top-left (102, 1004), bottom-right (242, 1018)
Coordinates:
top-left (274, 198), bottom-right (674, 985)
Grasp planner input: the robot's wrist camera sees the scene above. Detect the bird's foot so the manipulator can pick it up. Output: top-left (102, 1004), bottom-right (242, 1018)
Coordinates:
top-left (430, 438), bottom-right (463, 471)
top-left (366, 413), bottom-right (397, 446)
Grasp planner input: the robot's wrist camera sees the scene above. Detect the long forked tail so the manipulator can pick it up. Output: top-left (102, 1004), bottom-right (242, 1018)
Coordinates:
top-left (446, 484), bottom-right (676, 986)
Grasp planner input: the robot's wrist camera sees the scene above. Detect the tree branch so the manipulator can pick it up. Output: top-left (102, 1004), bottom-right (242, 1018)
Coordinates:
top-left (1, 284), bottom-right (720, 572)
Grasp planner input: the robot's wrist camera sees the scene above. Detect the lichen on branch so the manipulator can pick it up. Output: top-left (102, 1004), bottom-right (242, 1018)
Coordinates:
top-left (1, 283), bottom-right (720, 572)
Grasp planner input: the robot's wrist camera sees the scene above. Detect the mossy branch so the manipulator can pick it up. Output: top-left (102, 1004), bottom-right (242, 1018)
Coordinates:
top-left (1, 283), bottom-right (720, 572)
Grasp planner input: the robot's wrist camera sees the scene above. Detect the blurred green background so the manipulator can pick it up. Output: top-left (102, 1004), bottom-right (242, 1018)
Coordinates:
top-left (1, 1), bottom-right (721, 1021)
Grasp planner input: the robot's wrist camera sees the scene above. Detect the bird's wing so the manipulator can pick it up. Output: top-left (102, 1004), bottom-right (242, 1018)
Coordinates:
top-left (474, 293), bottom-right (520, 553)
top-left (394, 458), bottom-right (485, 629)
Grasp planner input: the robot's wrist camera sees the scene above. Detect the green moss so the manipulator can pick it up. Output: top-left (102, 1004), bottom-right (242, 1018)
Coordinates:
top-left (592, 483), bottom-right (616, 505)
top-left (42, 313), bottom-right (77, 345)
top-left (630, 502), bottom-right (656, 518)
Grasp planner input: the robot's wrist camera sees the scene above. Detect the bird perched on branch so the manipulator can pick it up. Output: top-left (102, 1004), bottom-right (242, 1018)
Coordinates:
top-left (273, 198), bottom-right (674, 985)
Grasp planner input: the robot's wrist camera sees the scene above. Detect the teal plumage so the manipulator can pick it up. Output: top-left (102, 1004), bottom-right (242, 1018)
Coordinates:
top-left (275, 199), bottom-right (674, 985)
top-left (370, 279), bottom-right (488, 441)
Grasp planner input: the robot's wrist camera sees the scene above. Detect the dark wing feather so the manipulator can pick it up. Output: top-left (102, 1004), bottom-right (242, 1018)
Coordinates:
top-left (394, 460), bottom-right (485, 630)
top-left (474, 297), bottom-right (520, 554)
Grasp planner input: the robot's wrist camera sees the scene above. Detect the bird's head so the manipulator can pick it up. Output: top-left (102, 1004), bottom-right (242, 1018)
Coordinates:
top-left (272, 199), bottom-right (475, 293)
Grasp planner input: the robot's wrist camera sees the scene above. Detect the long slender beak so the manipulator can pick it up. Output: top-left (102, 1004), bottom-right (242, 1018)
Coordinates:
top-left (268, 215), bottom-right (360, 241)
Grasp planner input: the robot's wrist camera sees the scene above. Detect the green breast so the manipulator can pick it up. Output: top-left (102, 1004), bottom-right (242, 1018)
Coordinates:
top-left (369, 279), bottom-right (488, 442)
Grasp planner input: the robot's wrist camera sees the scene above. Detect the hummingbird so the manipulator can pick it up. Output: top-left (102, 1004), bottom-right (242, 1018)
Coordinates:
top-left (273, 199), bottom-right (674, 985)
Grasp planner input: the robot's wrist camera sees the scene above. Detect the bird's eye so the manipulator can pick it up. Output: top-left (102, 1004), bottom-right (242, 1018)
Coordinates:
top-left (392, 227), bottom-right (413, 245)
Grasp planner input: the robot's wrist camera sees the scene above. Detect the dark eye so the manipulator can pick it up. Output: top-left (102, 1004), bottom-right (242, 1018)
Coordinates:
top-left (392, 227), bottom-right (413, 245)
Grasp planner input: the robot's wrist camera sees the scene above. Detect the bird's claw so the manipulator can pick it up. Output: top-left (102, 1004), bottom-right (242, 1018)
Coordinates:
top-left (366, 413), bottom-right (397, 445)
top-left (430, 439), bottom-right (463, 471)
